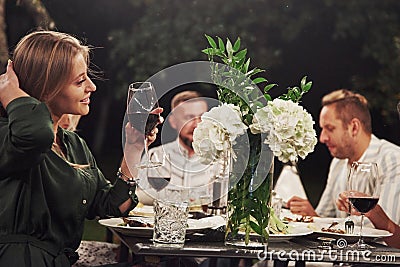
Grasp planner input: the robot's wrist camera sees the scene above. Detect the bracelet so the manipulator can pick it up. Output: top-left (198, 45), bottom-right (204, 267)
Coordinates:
top-left (117, 168), bottom-right (136, 186)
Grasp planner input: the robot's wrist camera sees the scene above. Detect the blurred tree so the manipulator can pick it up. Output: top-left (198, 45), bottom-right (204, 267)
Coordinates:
top-left (107, 0), bottom-right (400, 123)
top-left (0, 0), bottom-right (6, 65)
top-left (322, 0), bottom-right (400, 121)
top-left (0, 0), bottom-right (54, 71)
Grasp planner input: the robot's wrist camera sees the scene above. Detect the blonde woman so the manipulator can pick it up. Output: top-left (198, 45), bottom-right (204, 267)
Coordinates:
top-left (0, 30), bottom-right (161, 266)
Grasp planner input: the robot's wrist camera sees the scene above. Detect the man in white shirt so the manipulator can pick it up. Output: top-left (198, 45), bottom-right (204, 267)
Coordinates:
top-left (137, 90), bottom-right (214, 206)
top-left (287, 89), bottom-right (400, 224)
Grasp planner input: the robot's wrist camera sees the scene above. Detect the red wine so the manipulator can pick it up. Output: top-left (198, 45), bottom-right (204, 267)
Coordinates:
top-left (349, 196), bottom-right (379, 213)
top-left (128, 113), bottom-right (159, 135)
top-left (147, 177), bottom-right (171, 191)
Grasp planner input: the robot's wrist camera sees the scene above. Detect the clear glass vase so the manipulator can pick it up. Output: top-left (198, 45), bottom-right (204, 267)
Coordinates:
top-left (225, 132), bottom-right (274, 247)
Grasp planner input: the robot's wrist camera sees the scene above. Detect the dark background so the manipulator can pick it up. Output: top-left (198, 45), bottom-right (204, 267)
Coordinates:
top-left (4, 0), bottom-right (400, 206)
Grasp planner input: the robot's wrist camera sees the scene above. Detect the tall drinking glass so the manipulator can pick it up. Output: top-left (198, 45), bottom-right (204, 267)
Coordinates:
top-left (347, 161), bottom-right (380, 249)
top-left (127, 82), bottom-right (162, 168)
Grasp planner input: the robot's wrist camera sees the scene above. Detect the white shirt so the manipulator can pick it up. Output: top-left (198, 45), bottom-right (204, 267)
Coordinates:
top-left (315, 135), bottom-right (400, 224)
top-left (136, 139), bottom-right (215, 205)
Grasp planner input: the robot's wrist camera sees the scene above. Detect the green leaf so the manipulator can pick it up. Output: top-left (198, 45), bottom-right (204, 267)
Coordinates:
top-left (205, 34), bottom-right (217, 49)
top-left (300, 75), bottom-right (307, 88)
top-left (215, 50), bottom-right (225, 57)
top-left (264, 84), bottom-right (276, 92)
top-left (237, 57), bottom-right (246, 70)
top-left (226, 38), bottom-right (233, 56)
top-left (233, 37), bottom-right (241, 52)
top-left (246, 68), bottom-right (264, 77)
top-left (201, 48), bottom-right (216, 55)
top-left (243, 58), bottom-right (250, 73)
top-left (254, 101), bottom-right (264, 109)
top-left (218, 37), bottom-right (225, 52)
top-left (253, 77), bottom-right (267, 84)
top-left (264, 93), bottom-right (272, 101)
top-left (249, 221), bottom-right (262, 235)
top-left (235, 49), bottom-right (247, 61)
top-left (303, 81), bottom-right (313, 92)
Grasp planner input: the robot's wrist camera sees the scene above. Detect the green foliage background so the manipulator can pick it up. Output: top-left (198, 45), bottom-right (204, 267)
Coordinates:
top-left (5, 0), bottom-right (400, 207)
top-left (105, 0), bottom-right (400, 122)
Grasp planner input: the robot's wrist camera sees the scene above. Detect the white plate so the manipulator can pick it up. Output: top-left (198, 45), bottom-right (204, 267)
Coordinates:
top-left (239, 224), bottom-right (313, 242)
top-left (270, 225), bottom-right (313, 241)
top-left (309, 221), bottom-right (392, 242)
top-left (312, 217), bottom-right (345, 224)
top-left (98, 217), bottom-right (216, 238)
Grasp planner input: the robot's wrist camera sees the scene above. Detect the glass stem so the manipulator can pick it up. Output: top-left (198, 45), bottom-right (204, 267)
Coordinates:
top-left (144, 137), bottom-right (150, 162)
top-left (359, 214), bottom-right (365, 245)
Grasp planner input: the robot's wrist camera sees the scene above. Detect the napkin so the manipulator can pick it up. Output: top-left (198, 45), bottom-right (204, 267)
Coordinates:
top-left (274, 165), bottom-right (308, 202)
top-left (129, 205), bottom-right (154, 217)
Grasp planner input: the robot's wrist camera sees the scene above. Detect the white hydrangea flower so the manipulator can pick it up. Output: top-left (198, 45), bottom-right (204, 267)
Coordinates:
top-left (250, 98), bottom-right (317, 163)
top-left (193, 103), bottom-right (248, 164)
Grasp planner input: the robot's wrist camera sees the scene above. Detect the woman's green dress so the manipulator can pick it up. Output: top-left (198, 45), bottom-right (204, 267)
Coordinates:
top-left (0, 97), bottom-right (138, 266)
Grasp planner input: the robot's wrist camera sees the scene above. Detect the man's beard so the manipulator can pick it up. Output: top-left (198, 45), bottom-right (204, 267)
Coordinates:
top-left (180, 135), bottom-right (193, 150)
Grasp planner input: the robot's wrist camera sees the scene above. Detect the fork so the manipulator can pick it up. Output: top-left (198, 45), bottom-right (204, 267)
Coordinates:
top-left (344, 203), bottom-right (355, 234)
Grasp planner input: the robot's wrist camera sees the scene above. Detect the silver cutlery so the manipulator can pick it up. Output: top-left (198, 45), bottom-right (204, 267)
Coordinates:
top-left (345, 203), bottom-right (355, 234)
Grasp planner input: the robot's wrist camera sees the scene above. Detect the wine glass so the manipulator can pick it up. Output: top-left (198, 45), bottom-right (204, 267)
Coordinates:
top-left (347, 161), bottom-right (380, 249)
top-left (127, 81), bottom-right (162, 168)
top-left (147, 153), bottom-right (171, 193)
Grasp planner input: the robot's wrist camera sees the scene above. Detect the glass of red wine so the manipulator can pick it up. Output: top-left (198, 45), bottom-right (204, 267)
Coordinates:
top-left (127, 82), bottom-right (162, 168)
top-left (147, 154), bottom-right (171, 197)
top-left (347, 161), bottom-right (380, 249)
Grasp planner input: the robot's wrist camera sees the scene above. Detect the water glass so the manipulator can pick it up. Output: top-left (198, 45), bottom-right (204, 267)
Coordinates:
top-left (272, 196), bottom-right (283, 218)
top-left (153, 199), bottom-right (189, 247)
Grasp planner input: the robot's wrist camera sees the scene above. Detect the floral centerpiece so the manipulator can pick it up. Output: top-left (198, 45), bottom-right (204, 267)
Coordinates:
top-left (193, 35), bottom-right (318, 247)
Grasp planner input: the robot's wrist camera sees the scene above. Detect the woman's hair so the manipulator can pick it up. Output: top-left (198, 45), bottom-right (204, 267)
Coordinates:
top-left (322, 89), bottom-right (372, 134)
top-left (13, 30), bottom-right (90, 103)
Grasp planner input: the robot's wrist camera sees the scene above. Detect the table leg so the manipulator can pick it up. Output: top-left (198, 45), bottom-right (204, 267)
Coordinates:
top-left (273, 260), bottom-right (289, 267)
top-left (118, 242), bottom-right (129, 263)
top-left (273, 260), bottom-right (305, 267)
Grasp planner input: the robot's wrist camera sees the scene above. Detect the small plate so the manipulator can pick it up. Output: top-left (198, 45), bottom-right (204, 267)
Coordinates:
top-left (98, 217), bottom-right (217, 238)
top-left (309, 221), bottom-right (392, 243)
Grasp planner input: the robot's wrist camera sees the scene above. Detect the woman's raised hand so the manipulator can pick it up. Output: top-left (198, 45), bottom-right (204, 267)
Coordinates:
top-left (0, 60), bottom-right (28, 108)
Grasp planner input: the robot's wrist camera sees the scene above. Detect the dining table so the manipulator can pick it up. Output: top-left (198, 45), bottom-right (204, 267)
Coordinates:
top-left (100, 208), bottom-right (400, 267)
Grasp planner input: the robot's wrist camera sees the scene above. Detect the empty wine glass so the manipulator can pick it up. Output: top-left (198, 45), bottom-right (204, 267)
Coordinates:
top-left (347, 161), bottom-right (380, 249)
top-left (127, 82), bottom-right (162, 168)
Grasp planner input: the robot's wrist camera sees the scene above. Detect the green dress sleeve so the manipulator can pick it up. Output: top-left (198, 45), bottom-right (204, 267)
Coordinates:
top-left (0, 97), bottom-right (54, 177)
